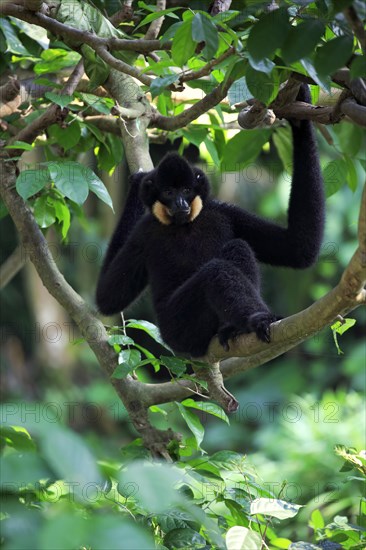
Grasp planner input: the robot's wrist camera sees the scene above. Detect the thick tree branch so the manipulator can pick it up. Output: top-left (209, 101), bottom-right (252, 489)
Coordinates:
top-left (0, 4), bottom-right (171, 53)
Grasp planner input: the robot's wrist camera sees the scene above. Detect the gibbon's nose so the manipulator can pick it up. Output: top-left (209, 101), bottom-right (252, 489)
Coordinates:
top-left (171, 196), bottom-right (190, 214)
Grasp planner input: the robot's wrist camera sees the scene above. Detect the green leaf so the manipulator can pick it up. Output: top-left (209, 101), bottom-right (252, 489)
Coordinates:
top-left (9, 16), bottom-right (49, 48)
top-left (45, 92), bottom-right (72, 109)
top-left (86, 168), bottom-right (114, 210)
top-left (136, 7), bottom-right (180, 29)
top-left (40, 426), bottom-right (103, 503)
top-left (16, 169), bottom-right (49, 200)
top-left (350, 55), bottom-right (366, 79)
top-left (331, 317), bottom-right (356, 336)
top-left (34, 50), bottom-right (81, 74)
top-left (221, 129), bottom-right (270, 171)
top-left (0, 18), bottom-right (30, 55)
top-left (191, 13), bottom-right (219, 59)
top-left (112, 348), bottom-right (142, 379)
top-left (310, 508), bottom-right (325, 530)
top-left (345, 157), bottom-right (358, 192)
top-left (250, 498), bottom-right (302, 519)
top-left (273, 126), bottom-right (293, 170)
top-left (246, 66), bottom-right (279, 105)
top-left (160, 356), bottom-right (188, 376)
top-left (126, 319), bottom-right (170, 349)
top-left (39, 514), bottom-right (154, 550)
top-left (172, 19), bottom-right (196, 66)
top-left (108, 335), bottom-right (135, 346)
top-left (81, 44), bottom-right (110, 89)
top-left (226, 526), bottom-right (262, 550)
top-left (33, 195), bottom-right (56, 228)
top-left (314, 36), bottom-right (354, 77)
top-left (228, 77), bottom-right (253, 106)
top-left (0, 451), bottom-right (51, 489)
top-left (332, 122), bottom-right (363, 157)
top-left (48, 161), bottom-right (89, 205)
top-left (300, 57), bottom-right (331, 92)
top-left (48, 121), bottom-right (81, 151)
top-left (150, 74), bottom-right (179, 99)
top-left (247, 8), bottom-right (290, 64)
top-left (5, 141), bottom-right (33, 151)
top-left (119, 461), bottom-right (183, 512)
top-left (176, 402), bottom-right (204, 447)
top-left (0, 425), bottom-right (36, 452)
top-left (204, 137), bottom-right (220, 166)
top-left (164, 528), bottom-right (206, 549)
top-left (270, 538), bottom-right (292, 549)
top-left (50, 196), bottom-right (71, 240)
top-left (181, 399), bottom-right (229, 424)
top-left (182, 127), bottom-right (207, 147)
top-left (247, 56), bottom-right (275, 75)
top-left (79, 93), bottom-right (115, 114)
top-left (323, 158), bottom-right (348, 197)
top-left (282, 20), bottom-right (325, 64)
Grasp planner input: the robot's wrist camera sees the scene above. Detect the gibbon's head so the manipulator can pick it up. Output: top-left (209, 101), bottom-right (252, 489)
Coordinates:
top-left (139, 153), bottom-right (210, 226)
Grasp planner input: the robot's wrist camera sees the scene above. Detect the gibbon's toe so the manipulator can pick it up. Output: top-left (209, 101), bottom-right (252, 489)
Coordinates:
top-left (248, 312), bottom-right (277, 344)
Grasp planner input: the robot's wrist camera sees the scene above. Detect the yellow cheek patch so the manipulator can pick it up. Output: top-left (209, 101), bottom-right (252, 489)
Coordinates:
top-left (152, 201), bottom-right (172, 225)
top-left (189, 196), bottom-right (203, 222)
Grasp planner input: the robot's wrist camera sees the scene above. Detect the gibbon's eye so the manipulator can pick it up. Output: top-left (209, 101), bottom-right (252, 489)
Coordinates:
top-left (163, 188), bottom-right (174, 199)
top-left (182, 188), bottom-right (191, 196)
top-left (196, 173), bottom-right (201, 181)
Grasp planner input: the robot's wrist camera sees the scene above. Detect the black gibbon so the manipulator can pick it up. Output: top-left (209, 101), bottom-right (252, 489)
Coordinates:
top-left (96, 85), bottom-right (325, 357)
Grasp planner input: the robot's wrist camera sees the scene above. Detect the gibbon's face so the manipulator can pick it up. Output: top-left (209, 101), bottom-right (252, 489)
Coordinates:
top-left (140, 153), bottom-right (209, 226)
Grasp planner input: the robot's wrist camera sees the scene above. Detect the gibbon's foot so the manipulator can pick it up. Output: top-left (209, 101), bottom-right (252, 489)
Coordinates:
top-left (217, 322), bottom-right (252, 351)
top-left (248, 311), bottom-right (279, 343)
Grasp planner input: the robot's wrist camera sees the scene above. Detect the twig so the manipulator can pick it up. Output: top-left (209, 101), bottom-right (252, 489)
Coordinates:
top-left (344, 5), bottom-right (366, 57)
top-left (93, 45), bottom-right (153, 86)
top-left (179, 47), bottom-right (235, 83)
top-left (209, 0), bottom-right (232, 15)
top-left (150, 78), bottom-right (233, 130)
top-left (0, 245), bottom-right (27, 289)
top-left (144, 0), bottom-right (166, 40)
top-left (7, 60), bottom-right (84, 152)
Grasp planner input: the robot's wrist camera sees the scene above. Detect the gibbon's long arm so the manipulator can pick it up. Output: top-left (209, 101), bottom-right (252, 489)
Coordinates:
top-left (99, 173), bottom-right (145, 274)
top-left (96, 175), bottom-right (148, 315)
top-left (225, 86), bottom-right (325, 268)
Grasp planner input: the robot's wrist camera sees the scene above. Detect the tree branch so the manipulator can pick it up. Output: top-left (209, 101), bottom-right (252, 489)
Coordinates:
top-left (0, 245), bottom-right (28, 289)
top-left (344, 5), bottom-right (366, 57)
top-left (0, 4), bottom-right (171, 54)
top-left (179, 47), bottom-right (235, 83)
top-left (144, 0), bottom-right (166, 40)
top-left (209, 0), bottom-right (232, 15)
top-left (6, 60), bottom-right (84, 154)
top-left (150, 78), bottom-right (233, 130)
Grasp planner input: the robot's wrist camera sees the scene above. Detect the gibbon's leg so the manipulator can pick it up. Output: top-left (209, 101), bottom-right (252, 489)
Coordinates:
top-left (160, 257), bottom-right (274, 357)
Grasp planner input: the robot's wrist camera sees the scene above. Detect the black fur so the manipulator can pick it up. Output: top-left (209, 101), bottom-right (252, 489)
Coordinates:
top-left (96, 85), bottom-right (324, 357)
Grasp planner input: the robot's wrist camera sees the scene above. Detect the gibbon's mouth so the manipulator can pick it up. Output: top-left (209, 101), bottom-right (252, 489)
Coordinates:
top-left (152, 198), bottom-right (202, 226)
top-left (167, 207), bottom-right (191, 216)
top-left (167, 207), bottom-right (191, 224)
